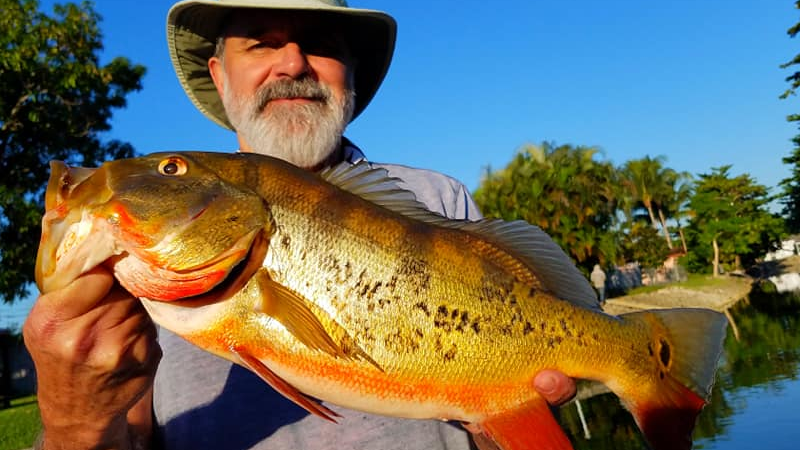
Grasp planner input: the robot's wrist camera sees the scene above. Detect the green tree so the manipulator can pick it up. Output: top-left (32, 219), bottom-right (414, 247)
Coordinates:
top-left (622, 223), bottom-right (670, 270)
top-left (0, 0), bottom-right (145, 303)
top-left (473, 142), bottom-right (621, 271)
top-left (779, 1), bottom-right (800, 232)
top-left (779, 149), bottom-right (800, 232)
top-left (619, 156), bottom-right (688, 250)
top-left (662, 173), bottom-right (694, 253)
top-left (686, 166), bottom-right (784, 276)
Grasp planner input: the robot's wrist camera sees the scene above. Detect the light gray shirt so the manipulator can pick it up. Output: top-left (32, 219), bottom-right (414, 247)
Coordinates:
top-left (153, 143), bottom-right (482, 450)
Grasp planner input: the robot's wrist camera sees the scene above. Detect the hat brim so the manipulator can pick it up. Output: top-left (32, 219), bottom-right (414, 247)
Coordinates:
top-left (167, 0), bottom-right (396, 130)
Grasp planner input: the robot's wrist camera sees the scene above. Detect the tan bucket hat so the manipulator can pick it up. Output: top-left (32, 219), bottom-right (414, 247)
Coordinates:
top-left (167, 0), bottom-right (396, 129)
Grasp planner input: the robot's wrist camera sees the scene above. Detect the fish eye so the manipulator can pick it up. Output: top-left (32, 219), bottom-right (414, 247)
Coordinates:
top-left (158, 157), bottom-right (188, 176)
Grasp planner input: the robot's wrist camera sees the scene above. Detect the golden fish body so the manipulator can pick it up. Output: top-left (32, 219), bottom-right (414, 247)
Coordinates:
top-left (36, 152), bottom-right (727, 450)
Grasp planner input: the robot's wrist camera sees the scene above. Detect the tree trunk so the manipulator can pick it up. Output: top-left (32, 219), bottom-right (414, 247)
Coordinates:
top-left (678, 227), bottom-right (688, 253)
top-left (645, 201), bottom-right (659, 229)
top-left (657, 208), bottom-right (674, 249)
top-left (712, 238), bottom-right (720, 278)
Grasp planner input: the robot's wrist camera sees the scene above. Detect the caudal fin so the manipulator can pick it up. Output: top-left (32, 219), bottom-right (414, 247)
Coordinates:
top-left (617, 308), bottom-right (727, 450)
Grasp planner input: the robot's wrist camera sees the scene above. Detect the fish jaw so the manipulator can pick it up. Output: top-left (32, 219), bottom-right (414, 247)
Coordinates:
top-left (111, 228), bottom-right (267, 302)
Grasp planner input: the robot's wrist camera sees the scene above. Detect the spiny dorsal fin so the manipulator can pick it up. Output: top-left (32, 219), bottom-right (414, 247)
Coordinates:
top-left (320, 161), bottom-right (600, 310)
top-left (319, 160), bottom-right (426, 214)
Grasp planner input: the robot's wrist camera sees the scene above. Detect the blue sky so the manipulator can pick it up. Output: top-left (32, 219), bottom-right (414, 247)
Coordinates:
top-left (72, 0), bottom-right (800, 193)
top-left (1, 0), bottom-right (798, 329)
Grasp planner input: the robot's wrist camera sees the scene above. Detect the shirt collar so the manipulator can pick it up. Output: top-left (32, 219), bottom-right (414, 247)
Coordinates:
top-left (341, 137), bottom-right (367, 164)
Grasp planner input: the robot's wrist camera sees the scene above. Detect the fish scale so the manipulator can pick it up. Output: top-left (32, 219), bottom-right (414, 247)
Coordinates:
top-left (35, 151), bottom-right (728, 450)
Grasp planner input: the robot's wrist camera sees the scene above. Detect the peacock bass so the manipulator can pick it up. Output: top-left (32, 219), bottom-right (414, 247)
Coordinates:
top-left (35, 151), bottom-right (727, 450)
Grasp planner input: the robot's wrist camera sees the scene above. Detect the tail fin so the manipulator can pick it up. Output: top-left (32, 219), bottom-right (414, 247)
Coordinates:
top-left (617, 308), bottom-right (727, 450)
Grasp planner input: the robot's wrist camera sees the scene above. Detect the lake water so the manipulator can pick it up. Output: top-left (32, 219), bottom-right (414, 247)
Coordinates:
top-left (557, 290), bottom-right (800, 449)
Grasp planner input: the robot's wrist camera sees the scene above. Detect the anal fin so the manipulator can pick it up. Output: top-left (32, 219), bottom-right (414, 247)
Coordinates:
top-left (235, 348), bottom-right (341, 422)
top-left (470, 398), bottom-right (573, 450)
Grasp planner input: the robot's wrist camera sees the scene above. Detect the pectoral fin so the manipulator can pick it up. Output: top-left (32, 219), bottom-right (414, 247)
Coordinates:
top-left (235, 348), bottom-right (340, 422)
top-left (255, 270), bottom-right (382, 370)
top-left (469, 397), bottom-right (573, 450)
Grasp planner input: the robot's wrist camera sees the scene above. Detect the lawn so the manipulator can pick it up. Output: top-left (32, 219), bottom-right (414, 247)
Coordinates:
top-left (0, 395), bottom-right (41, 450)
top-left (624, 273), bottom-right (734, 295)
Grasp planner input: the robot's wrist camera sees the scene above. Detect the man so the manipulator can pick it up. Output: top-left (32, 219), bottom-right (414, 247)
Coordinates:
top-left (24, 1), bottom-right (576, 449)
top-left (591, 264), bottom-right (607, 305)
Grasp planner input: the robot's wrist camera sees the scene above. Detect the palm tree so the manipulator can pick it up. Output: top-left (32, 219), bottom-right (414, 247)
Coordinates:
top-left (660, 171), bottom-right (693, 253)
top-left (621, 156), bottom-right (675, 249)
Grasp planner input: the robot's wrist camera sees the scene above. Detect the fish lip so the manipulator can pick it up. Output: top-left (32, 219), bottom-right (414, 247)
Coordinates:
top-left (148, 228), bottom-right (269, 307)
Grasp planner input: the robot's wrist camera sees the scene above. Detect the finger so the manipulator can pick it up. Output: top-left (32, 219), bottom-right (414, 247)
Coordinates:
top-left (91, 301), bottom-right (158, 373)
top-left (33, 266), bottom-right (116, 321)
top-left (533, 369), bottom-right (577, 406)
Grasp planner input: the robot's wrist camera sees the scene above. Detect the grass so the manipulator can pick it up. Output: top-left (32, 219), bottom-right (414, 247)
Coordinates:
top-left (625, 273), bottom-right (733, 296)
top-left (0, 395), bottom-right (41, 450)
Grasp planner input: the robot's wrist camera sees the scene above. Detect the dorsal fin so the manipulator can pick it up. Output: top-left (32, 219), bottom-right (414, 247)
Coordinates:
top-left (456, 219), bottom-right (601, 310)
top-left (319, 161), bottom-right (600, 310)
top-left (319, 160), bottom-right (426, 214)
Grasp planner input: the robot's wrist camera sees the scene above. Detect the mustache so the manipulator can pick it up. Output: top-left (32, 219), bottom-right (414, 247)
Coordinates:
top-left (253, 78), bottom-right (331, 112)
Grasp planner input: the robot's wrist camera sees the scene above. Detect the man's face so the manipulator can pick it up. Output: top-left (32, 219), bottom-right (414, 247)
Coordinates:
top-left (209, 10), bottom-right (356, 169)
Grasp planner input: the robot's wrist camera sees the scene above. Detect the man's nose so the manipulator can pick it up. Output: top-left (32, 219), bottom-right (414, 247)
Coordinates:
top-left (272, 42), bottom-right (310, 79)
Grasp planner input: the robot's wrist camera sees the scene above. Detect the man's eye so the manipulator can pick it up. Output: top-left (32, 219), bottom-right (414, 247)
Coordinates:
top-left (303, 38), bottom-right (344, 57)
top-left (250, 39), bottom-right (282, 50)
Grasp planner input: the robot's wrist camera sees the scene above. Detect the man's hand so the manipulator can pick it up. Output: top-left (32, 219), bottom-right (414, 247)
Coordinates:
top-left (23, 266), bottom-right (161, 450)
top-left (534, 369), bottom-right (577, 406)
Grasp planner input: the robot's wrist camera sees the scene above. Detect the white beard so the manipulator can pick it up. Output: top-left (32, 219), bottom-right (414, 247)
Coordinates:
top-left (222, 76), bottom-right (355, 169)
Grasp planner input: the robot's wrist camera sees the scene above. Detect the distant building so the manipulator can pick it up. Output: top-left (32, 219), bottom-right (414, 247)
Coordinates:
top-left (765, 237), bottom-right (800, 261)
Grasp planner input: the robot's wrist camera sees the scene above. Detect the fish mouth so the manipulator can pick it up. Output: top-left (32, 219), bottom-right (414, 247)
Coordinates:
top-left (143, 228), bottom-right (269, 307)
top-left (35, 162), bottom-right (115, 293)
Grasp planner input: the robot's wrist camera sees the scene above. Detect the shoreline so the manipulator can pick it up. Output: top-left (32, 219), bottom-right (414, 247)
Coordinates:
top-left (602, 275), bottom-right (753, 316)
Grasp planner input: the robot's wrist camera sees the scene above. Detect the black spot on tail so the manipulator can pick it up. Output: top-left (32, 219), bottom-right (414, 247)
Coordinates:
top-left (659, 338), bottom-right (671, 367)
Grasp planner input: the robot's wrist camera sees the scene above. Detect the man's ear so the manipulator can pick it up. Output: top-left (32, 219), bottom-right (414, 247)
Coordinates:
top-left (208, 56), bottom-right (225, 97)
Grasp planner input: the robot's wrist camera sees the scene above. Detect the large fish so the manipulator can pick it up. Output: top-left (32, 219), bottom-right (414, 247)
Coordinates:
top-left (35, 151), bottom-right (727, 450)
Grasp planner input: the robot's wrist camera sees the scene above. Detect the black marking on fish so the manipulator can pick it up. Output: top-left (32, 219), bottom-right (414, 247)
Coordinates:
top-left (471, 321), bottom-right (481, 334)
top-left (397, 257), bottom-right (431, 295)
top-left (443, 344), bottom-right (457, 362)
top-left (414, 302), bottom-right (431, 316)
top-left (454, 311), bottom-right (470, 333)
top-left (383, 328), bottom-right (421, 353)
top-left (434, 305), bottom-right (452, 332)
top-left (523, 321), bottom-right (533, 335)
top-left (659, 338), bottom-right (671, 368)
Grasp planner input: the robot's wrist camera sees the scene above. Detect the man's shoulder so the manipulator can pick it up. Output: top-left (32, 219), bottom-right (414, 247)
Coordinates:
top-left (371, 162), bottom-right (466, 190)
top-left (368, 162), bottom-right (481, 220)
